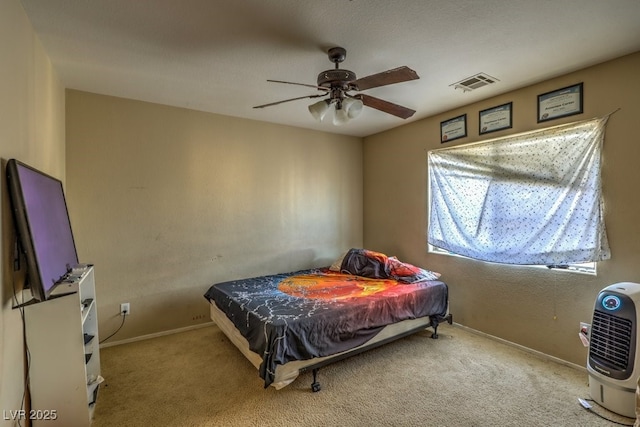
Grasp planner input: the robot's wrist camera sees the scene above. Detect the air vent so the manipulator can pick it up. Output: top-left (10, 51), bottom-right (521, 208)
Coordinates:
top-left (451, 73), bottom-right (499, 92)
top-left (589, 310), bottom-right (633, 373)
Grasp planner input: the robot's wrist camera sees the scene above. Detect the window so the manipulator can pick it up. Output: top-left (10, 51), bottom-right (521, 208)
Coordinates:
top-left (427, 116), bottom-right (610, 270)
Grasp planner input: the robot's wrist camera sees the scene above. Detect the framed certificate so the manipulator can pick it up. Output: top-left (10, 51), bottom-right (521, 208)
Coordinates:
top-left (440, 114), bottom-right (467, 143)
top-left (537, 83), bottom-right (583, 122)
top-left (479, 102), bottom-right (512, 134)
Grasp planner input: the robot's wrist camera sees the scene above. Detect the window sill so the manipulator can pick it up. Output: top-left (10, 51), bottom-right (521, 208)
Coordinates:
top-left (428, 247), bottom-right (596, 275)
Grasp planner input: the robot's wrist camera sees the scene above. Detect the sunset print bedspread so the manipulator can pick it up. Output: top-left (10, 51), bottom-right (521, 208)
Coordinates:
top-left (204, 265), bottom-right (448, 388)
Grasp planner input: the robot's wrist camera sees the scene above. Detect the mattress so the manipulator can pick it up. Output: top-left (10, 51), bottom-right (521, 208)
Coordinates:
top-left (209, 299), bottom-right (435, 389)
top-left (204, 264), bottom-right (448, 388)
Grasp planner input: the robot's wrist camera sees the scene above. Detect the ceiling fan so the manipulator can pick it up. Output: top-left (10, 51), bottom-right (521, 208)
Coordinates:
top-left (253, 47), bottom-right (419, 125)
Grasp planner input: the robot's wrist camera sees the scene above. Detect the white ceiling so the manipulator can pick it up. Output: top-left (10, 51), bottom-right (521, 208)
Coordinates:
top-left (19, 0), bottom-right (640, 137)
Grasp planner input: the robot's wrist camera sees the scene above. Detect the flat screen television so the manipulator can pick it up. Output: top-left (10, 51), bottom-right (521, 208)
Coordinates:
top-left (6, 159), bottom-right (79, 301)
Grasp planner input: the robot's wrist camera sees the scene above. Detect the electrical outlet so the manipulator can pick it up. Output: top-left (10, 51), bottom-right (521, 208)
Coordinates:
top-left (580, 322), bottom-right (590, 336)
top-left (120, 303), bottom-right (130, 316)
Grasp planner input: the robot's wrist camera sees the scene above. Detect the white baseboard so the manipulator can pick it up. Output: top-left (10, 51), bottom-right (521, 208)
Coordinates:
top-left (451, 322), bottom-right (587, 373)
top-left (99, 321), bottom-right (215, 349)
top-left (99, 319), bottom-right (587, 375)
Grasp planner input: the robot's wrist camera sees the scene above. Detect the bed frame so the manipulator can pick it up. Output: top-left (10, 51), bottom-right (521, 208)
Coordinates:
top-left (209, 300), bottom-right (452, 392)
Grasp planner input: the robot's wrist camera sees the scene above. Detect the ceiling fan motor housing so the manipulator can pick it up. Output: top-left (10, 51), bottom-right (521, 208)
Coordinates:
top-left (317, 69), bottom-right (357, 89)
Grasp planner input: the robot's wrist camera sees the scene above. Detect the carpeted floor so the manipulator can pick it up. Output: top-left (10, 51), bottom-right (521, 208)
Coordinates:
top-left (92, 323), bottom-right (634, 426)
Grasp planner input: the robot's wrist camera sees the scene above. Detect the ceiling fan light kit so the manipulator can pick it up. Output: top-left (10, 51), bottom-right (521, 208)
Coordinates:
top-left (343, 97), bottom-right (363, 119)
top-left (333, 107), bottom-right (350, 126)
top-left (308, 99), bottom-right (331, 121)
top-left (255, 47), bottom-right (419, 125)
top-left (309, 97), bottom-right (363, 126)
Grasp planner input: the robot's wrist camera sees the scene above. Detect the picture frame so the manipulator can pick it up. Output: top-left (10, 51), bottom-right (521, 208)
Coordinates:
top-left (479, 102), bottom-right (512, 135)
top-left (440, 114), bottom-right (467, 143)
top-left (537, 83), bottom-right (583, 123)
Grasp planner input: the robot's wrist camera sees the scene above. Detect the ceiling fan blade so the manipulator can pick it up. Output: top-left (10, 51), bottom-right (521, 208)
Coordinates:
top-left (359, 94), bottom-right (416, 119)
top-left (253, 94), bottom-right (326, 109)
top-left (267, 79), bottom-right (330, 91)
top-left (354, 66), bottom-right (419, 91)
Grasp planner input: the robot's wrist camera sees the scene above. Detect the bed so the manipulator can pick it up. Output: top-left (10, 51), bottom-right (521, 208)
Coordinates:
top-left (204, 248), bottom-right (450, 390)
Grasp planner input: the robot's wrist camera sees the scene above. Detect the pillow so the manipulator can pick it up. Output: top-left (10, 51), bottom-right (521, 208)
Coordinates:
top-left (329, 251), bottom-right (349, 271)
top-left (387, 256), bottom-right (441, 283)
top-left (333, 248), bottom-right (441, 283)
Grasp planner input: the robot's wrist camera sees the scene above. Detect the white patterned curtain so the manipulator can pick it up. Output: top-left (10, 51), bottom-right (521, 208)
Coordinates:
top-left (427, 116), bottom-right (610, 265)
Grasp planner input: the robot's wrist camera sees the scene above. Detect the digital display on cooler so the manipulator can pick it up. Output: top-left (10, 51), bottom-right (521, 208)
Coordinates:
top-left (601, 295), bottom-right (621, 311)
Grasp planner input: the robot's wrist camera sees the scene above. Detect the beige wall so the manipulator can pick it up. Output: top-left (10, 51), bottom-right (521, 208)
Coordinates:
top-left (0, 0), bottom-right (65, 422)
top-left (65, 91), bottom-right (363, 341)
top-left (4, 0), bottom-right (636, 406)
top-left (363, 51), bottom-right (640, 366)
